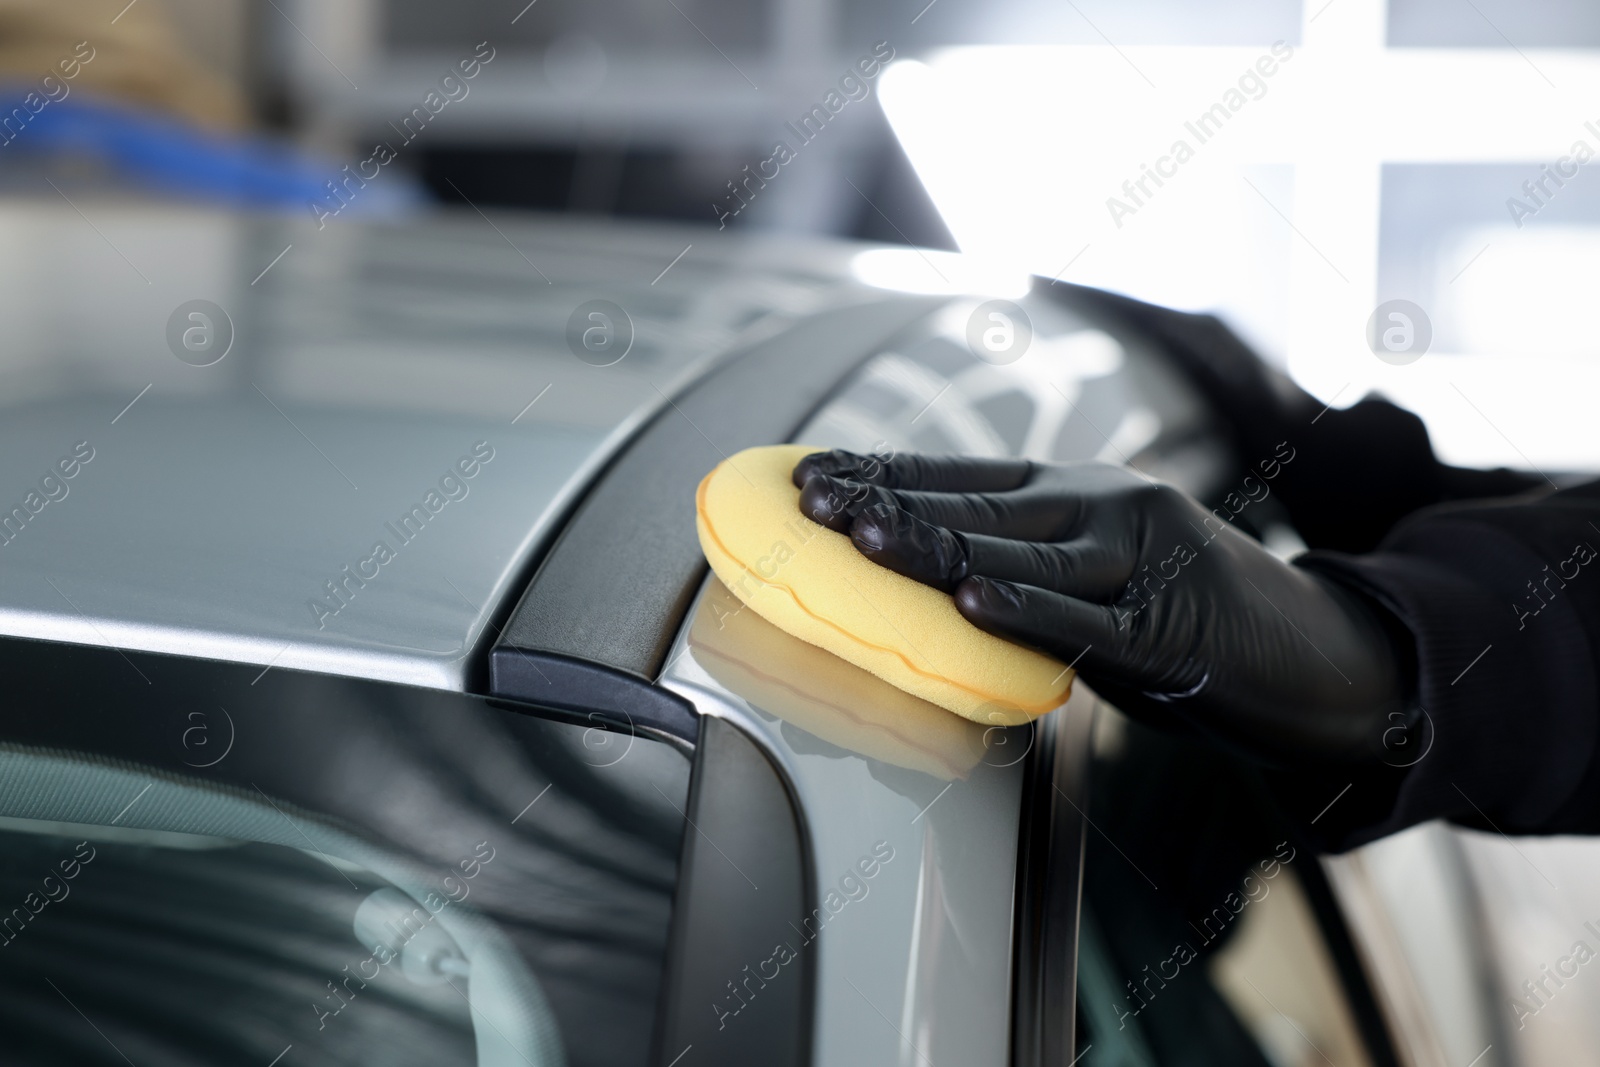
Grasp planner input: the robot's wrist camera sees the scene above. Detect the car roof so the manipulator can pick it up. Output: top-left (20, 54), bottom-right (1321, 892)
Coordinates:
top-left (0, 201), bottom-right (885, 689)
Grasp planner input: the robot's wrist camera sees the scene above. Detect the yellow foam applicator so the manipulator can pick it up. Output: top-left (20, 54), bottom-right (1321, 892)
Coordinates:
top-left (694, 444), bottom-right (1072, 724)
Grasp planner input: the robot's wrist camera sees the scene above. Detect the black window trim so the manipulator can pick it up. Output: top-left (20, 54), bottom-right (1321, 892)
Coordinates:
top-left (1011, 698), bottom-right (1093, 1066)
top-left (488, 293), bottom-right (944, 728)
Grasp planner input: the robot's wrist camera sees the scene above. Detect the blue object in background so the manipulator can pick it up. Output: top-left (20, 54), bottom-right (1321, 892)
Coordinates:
top-left (0, 90), bottom-right (422, 217)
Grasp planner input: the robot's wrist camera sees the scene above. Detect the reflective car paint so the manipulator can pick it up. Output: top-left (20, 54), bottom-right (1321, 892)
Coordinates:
top-left (0, 204), bottom-right (881, 689)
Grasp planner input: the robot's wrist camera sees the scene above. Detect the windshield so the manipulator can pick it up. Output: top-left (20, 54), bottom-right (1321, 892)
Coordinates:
top-left (0, 638), bottom-right (690, 1067)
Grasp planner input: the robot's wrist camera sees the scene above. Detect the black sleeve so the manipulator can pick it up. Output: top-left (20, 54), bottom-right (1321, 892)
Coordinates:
top-left (1275, 481), bottom-right (1600, 850)
top-left (1048, 282), bottom-right (1545, 551)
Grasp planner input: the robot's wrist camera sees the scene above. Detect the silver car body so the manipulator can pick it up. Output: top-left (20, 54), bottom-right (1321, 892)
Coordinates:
top-left (0, 200), bottom-right (1538, 1066)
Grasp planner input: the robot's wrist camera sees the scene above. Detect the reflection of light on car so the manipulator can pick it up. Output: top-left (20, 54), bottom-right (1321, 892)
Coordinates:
top-left (804, 305), bottom-right (1146, 468)
top-left (848, 247), bottom-right (1029, 298)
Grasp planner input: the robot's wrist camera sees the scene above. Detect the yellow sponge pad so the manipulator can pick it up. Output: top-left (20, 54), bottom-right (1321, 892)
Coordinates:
top-left (694, 444), bottom-right (1072, 724)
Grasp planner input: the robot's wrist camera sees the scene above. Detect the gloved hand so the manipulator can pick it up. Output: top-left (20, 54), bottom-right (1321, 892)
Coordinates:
top-left (793, 449), bottom-right (1419, 766)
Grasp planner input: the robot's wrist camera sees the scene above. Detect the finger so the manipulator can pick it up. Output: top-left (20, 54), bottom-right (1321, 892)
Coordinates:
top-left (798, 474), bottom-right (895, 532)
top-left (800, 474), bottom-right (1062, 537)
top-left (850, 505), bottom-right (1133, 599)
top-left (792, 449), bottom-right (1030, 493)
top-left (954, 576), bottom-right (1149, 686)
top-left (846, 503), bottom-right (964, 589)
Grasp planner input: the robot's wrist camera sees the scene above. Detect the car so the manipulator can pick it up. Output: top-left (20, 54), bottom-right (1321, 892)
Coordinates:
top-left (0, 198), bottom-right (1538, 1066)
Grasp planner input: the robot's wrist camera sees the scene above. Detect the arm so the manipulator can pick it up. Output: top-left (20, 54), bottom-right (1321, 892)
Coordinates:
top-left (1049, 282), bottom-right (1545, 551)
top-left (1285, 482), bottom-right (1600, 848)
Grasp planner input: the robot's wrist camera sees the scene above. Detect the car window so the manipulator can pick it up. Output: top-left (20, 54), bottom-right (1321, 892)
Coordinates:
top-left (0, 821), bottom-right (487, 1064)
top-left (0, 638), bottom-right (690, 1067)
top-left (1074, 708), bottom-right (1384, 1067)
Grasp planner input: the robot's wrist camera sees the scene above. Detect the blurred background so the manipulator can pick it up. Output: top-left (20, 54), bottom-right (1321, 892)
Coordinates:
top-left (4, 0), bottom-right (1599, 463)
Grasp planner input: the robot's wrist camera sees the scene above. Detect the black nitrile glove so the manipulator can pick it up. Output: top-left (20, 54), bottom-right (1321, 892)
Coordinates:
top-left (793, 449), bottom-right (1419, 767)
